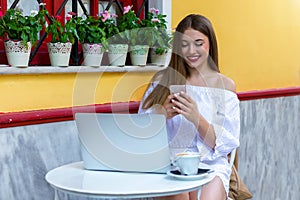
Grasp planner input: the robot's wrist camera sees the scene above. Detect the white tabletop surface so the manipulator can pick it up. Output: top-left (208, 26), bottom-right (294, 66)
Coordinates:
top-left (45, 161), bottom-right (215, 199)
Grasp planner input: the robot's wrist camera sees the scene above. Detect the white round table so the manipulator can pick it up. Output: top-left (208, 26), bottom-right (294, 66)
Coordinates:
top-left (45, 161), bottom-right (215, 199)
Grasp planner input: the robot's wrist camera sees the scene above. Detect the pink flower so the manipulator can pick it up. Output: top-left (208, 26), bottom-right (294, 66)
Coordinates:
top-left (151, 18), bottom-right (160, 23)
top-left (65, 12), bottom-right (76, 21)
top-left (66, 14), bottom-right (72, 21)
top-left (68, 11), bottom-right (77, 16)
top-left (150, 8), bottom-right (159, 15)
top-left (0, 11), bottom-right (3, 18)
top-left (123, 5), bottom-right (132, 14)
top-left (100, 10), bottom-right (110, 22)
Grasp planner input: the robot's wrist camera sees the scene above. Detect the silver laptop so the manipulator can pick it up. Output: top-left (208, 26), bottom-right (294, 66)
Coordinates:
top-left (75, 113), bottom-right (171, 173)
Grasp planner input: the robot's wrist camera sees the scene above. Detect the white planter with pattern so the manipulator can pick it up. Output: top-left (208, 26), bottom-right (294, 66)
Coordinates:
top-left (151, 48), bottom-right (171, 67)
top-left (82, 43), bottom-right (103, 67)
top-left (4, 40), bottom-right (31, 67)
top-left (108, 44), bottom-right (128, 66)
top-left (47, 42), bottom-right (72, 67)
top-left (129, 45), bottom-right (149, 66)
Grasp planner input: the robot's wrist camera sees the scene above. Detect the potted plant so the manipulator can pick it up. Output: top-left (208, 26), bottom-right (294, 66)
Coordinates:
top-left (0, 4), bottom-right (47, 67)
top-left (128, 26), bottom-right (152, 66)
top-left (143, 8), bottom-right (172, 66)
top-left (150, 28), bottom-right (173, 66)
top-left (106, 6), bottom-right (140, 66)
top-left (100, 10), bottom-right (121, 44)
top-left (117, 5), bottom-right (151, 66)
top-left (46, 11), bottom-right (79, 67)
top-left (117, 5), bottom-right (139, 43)
top-left (97, 10), bottom-right (124, 66)
top-left (94, 10), bottom-right (127, 66)
top-left (76, 14), bottom-right (106, 67)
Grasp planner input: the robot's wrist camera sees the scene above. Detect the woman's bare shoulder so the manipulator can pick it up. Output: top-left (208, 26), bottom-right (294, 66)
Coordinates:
top-left (204, 71), bottom-right (236, 93)
top-left (218, 73), bottom-right (236, 93)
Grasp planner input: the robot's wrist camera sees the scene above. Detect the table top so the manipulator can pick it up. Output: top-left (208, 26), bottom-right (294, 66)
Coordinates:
top-left (45, 161), bottom-right (215, 199)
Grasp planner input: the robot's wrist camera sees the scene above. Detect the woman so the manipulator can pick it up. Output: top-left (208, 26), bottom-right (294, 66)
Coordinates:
top-left (138, 14), bottom-right (240, 200)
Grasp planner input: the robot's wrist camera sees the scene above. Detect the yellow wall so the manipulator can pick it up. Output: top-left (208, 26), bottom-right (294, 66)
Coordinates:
top-left (0, 72), bottom-right (153, 113)
top-left (172, 0), bottom-right (300, 91)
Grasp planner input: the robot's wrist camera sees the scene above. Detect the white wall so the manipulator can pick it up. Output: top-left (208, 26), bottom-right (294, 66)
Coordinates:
top-left (7, 0), bottom-right (39, 16)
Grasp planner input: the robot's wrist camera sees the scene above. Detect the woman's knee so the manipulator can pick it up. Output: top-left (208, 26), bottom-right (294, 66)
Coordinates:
top-left (200, 176), bottom-right (226, 200)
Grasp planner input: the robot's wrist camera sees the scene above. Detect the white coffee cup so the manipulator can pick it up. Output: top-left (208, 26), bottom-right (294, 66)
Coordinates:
top-left (174, 152), bottom-right (201, 175)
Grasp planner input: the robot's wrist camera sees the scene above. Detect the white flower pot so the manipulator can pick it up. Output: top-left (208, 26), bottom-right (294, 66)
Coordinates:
top-left (129, 45), bottom-right (149, 66)
top-left (47, 42), bottom-right (72, 66)
top-left (151, 48), bottom-right (172, 67)
top-left (108, 44), bottom-right (128, 66)
top-left (4, 40), bottom-right (31, 67)
top-left (82, 43), bottom-right (103, 67)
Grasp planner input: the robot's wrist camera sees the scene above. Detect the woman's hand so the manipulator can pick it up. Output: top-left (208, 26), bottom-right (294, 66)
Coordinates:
top-left (171, 92), bottom-right (200, 126)
top-left (171, 91), bottom-right (217, 148)
top-left (162, 93), bottom-right (179, 119)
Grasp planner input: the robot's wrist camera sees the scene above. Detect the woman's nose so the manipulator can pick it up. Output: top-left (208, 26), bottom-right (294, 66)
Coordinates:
top-left (188, 44), bottom-right (196, 54)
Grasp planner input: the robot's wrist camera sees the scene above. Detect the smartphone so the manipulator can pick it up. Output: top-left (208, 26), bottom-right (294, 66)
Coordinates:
top-left (169, 85), bottom-right (186, 94)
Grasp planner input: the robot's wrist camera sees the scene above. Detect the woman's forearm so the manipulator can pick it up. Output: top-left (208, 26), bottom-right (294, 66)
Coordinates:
top-left (195, 115), bottom-right (216, 149)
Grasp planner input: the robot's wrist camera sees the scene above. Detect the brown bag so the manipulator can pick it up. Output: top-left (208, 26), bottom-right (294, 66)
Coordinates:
top-left (228, 165), bottom-right (253, 200)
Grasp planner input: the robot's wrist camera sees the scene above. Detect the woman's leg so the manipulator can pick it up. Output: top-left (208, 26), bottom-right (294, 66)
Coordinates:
top-left (189, 190), bottom-right (198, 200)
top-left (153, 190), bottom-right (198, 200)
top-left (200, 176), bottom-right (226, 200)
top-left (153, 192), bottom-right (190, 200)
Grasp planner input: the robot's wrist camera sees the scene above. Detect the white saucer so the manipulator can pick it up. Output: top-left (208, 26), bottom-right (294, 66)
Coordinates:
top-left (167, 168), bottom-right (214, 181)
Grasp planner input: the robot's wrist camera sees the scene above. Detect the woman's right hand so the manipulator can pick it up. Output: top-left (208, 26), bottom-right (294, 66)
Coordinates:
top-left (163, 94), bottom-right (179, 119)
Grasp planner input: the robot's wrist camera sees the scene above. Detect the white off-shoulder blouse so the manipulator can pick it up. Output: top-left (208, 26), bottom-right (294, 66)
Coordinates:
top-left (138, 83), bottom-right (240, 194)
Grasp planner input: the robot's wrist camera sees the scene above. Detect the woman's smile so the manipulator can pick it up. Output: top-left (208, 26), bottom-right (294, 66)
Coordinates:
top-left (186, 55), bottom-right (201, 63)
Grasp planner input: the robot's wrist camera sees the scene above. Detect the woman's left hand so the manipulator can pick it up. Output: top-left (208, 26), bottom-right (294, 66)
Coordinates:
top-left (171, 92), bottom-right (200, 126)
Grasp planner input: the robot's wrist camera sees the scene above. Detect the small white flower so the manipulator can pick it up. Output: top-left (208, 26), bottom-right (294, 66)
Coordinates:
top-left (151, 18), bottom-right (160, 23)
top-left (81, 14), bottom-right (87, 20)
top-left (39, 3), bottom-right (46, 6)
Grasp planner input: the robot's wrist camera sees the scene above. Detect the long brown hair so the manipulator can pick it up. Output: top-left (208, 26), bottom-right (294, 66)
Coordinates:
top-left (142, 14), bottom-right (219, 109)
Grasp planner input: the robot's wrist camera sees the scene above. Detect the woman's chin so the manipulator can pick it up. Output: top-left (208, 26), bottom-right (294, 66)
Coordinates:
top-left (187, 62), bottom-right (201, 69)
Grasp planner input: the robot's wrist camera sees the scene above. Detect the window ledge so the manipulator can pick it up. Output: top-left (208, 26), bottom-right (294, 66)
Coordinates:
top-left (0, 65), bottom-right (166, 75)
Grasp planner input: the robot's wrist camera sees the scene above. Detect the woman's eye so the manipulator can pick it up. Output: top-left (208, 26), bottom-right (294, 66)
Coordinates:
top-left (195, 43), bottom-right (204, 46)
top-left (181, 42), bottom-right (188, 47)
